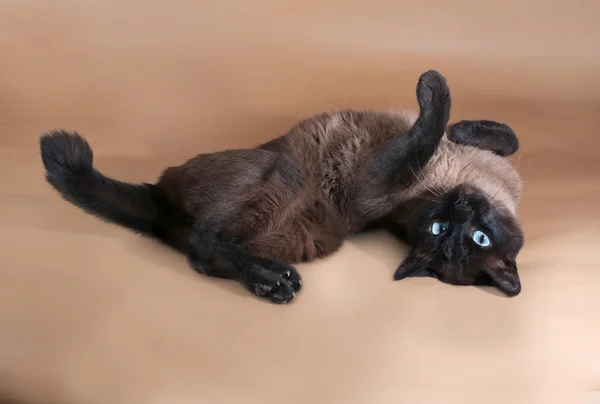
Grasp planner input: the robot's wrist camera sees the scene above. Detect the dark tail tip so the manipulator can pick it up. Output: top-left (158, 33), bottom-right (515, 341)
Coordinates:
top-left (40, 130), bottom-right (93, 182)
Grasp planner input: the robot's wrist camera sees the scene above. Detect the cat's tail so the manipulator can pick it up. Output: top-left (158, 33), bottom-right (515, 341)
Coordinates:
top-left (40, 130), bottom-right (172, 240)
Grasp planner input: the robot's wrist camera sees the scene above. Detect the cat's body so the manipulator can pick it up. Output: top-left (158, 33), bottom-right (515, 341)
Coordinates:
top-left (158, 110), bottom-right (427, 263)
top-left (40, 71), bottom-right (524, 303)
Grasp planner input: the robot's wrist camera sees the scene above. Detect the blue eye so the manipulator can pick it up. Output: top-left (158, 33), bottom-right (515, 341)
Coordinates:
top-left (472, 230), bottom-right (491, 247)
top-left (430, 221), bottom-right (449, 235)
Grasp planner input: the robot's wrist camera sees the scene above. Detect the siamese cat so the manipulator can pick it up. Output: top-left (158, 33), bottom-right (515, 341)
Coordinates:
top-left (40, 70), bottom-right (524, 304)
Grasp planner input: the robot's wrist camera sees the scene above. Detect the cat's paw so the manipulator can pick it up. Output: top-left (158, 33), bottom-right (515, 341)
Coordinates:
top-left (448, 120), bottom-right (519, 157)
top-left (416, 70), bottom-right (451, 118)
top-left (245, 260), bottom-right (302, 304)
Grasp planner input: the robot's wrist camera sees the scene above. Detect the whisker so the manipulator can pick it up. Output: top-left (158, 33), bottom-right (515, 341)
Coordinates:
top-left (417, 157), bottom-right (449, 196)
top-left (408, 163), bottom-right (442, 198)
top-left (415, 197), bottom-right (439, 204)
top-left (416, 245), bottom-right (439, 263)
top-left (413, 158), bottom-right (433, 186)
top-left (514, 153), bottom-right (523, 170)
top-left (415, 195), bottom-right (440, 203)
top-left (411, 161), bottom-right (444, 198)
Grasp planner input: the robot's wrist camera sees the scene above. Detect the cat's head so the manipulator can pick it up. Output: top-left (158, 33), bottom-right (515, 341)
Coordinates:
top-left (393, 184), bottom-right (524, 296)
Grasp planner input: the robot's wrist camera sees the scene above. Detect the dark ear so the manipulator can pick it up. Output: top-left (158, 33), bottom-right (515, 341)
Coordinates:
top-left (448, 120), bottom-right (519, 157)
top-left (484, 260), bottom-right (521, 296)
top-left (394, 254), bottom-right (437, 281)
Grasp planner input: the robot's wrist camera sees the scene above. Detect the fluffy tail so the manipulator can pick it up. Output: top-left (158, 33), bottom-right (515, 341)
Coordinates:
top-left (40, 130), bottom-right (170, 238)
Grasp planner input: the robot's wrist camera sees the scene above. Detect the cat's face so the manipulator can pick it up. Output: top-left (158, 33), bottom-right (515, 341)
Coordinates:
top-left (394, 185), bottom-right (524, 296)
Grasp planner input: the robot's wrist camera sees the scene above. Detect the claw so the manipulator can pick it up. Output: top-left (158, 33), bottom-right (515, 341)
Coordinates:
top-left (254, 285), bottom-right (268, 296)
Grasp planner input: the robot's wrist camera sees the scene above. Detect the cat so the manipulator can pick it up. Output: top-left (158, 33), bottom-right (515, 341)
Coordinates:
top-left (40, 70), bottom-right (524, 304)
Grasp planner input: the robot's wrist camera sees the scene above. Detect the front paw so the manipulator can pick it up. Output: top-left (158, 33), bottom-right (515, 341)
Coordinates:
top-left (245, 260), bottom-right (302, 304)
top-left (448, 120), bottom-right (519, 157)
top-left (416, 70), bottom-right (451, 119)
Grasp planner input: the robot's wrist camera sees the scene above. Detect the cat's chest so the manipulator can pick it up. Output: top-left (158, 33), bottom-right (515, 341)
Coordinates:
top-left (409, 139), bottom-right (521, 213)
top-left (423, 140), bottom-right (471, 187)
top-left (400, 138), bottom-right (483, 201)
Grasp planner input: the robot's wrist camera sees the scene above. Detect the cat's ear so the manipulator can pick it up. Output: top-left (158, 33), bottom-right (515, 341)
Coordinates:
top-left (483, 260), bottom-right (521, 296)
top-left (448, 120), bottom-right (519, 157)
top-left (393, 254), bottom-right (437, 281)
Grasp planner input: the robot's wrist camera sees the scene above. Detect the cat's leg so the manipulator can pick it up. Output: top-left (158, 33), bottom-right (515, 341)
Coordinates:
top-left (187, 252), bottom-right (234, 280)
top-left (188, 222), bottom-right (303, 304)
top-left (187, 199), bottom-right (346, 302)
top-left (158, 147), bottom-right (306, 303)
top-left (361, 70), bottom-right (452, 191)
top-left (393, 70), bottom-right (451, 184)
top-left (447, 120), bottom-right (519, 156)
top-left (181, 153), bottom-right (306, 303)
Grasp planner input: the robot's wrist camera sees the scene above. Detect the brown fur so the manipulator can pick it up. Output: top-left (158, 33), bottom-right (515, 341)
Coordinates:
top-left (158, 110), bottom-right (418, 261)
top-left (157, 108), bottom-right (520, 263)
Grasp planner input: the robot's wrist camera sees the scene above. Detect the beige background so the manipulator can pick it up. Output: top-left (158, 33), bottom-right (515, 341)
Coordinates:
top-left (1, 1), bottom-right (599, 403)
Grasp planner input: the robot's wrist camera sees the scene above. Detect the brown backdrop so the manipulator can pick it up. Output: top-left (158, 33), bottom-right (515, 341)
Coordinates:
top-left (1, 1), bottom-right (599, 403)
